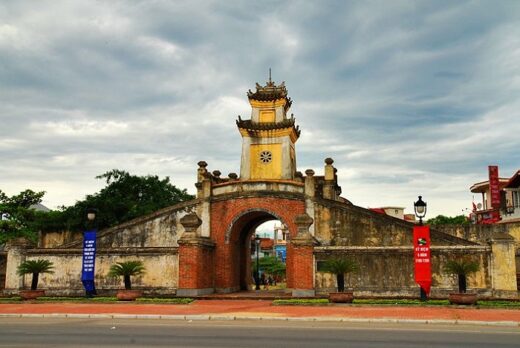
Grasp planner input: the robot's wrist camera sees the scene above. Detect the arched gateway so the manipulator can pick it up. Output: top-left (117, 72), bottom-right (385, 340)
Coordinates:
top-left (177, 78), bottom-right (322, 296)
top-left (4, 77), bottom-right (517, 299)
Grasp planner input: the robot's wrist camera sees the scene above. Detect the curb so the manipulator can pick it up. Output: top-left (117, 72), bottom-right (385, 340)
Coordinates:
top-left (0, 313), bottom-right (518, 327)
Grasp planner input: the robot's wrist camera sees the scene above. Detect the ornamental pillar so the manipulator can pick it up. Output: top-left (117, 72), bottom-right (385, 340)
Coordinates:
top-left (177, 213), bottom-right (215, 296)
top-left (288, 213), bottom-right (318, 297)
top-left (323, 158), bottom-right (336, 200)
top-left (488, 233), bottom-right (517, 298)
top-left (4, 238), bottom-right (30, 294)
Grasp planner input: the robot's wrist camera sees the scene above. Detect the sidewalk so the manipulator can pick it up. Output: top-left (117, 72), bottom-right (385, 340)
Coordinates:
top-left (1, 300), bottom-right (519, 327)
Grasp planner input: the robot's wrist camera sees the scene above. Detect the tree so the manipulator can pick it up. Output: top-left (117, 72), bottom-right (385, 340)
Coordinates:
top-left (253, 256), bottom-right (286, 278)
top-left (17, 259), bottom-right (54, 290)
top-left (426, 215), bottom-right (469, 225)
top-left (322, 256), bottom-right (359, 292)
top-left (36, 169), bottom-right (194, 232)
top-left (108, 260), bottom-right (146, 290)
top-left (444, 258), bottom-right (479, 293)
top-left (0, 189), bottom-right (45, 244)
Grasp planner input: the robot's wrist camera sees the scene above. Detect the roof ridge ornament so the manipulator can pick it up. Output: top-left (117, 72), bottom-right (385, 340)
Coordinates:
top-left (247, 72), bottom-right (289, 102)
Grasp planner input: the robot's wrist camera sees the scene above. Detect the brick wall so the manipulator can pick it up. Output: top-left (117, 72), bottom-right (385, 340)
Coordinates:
top-left (290, 245), bottom-right (315, 289)
top-left (178, 244), bottom-right (214, 289)
top-left (211, 197), bottom-right (306, 290)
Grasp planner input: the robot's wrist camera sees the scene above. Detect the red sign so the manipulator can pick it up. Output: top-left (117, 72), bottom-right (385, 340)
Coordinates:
top-left (488, 165), bottom-right (500, 208)
top-left (413, 225), bottom-right (431, 295)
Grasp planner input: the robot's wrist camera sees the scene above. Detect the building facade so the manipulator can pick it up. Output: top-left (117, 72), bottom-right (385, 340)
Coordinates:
top-left (470, 168), bottom-right (520, 224)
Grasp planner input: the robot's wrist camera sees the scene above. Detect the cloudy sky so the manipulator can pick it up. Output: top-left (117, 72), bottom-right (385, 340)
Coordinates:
top-left (1, 0), bottom-right (519, 218)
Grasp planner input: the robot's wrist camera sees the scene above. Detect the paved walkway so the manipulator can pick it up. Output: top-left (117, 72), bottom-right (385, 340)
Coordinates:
top-left (1, 300), bottom-right (519, 327)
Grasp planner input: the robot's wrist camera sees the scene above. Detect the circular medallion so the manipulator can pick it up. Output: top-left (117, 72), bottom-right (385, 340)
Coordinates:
top-left (259, 151), bottom-right (272, 163)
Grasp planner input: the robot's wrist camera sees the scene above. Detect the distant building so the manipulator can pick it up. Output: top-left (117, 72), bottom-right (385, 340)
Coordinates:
top-left (470, 168), bottom-right (520, 224)
top-left (369, 207), bottom-right (416, 222)
top-left (30, 203), bottom-right (50, 212)
top-left (250, 223), bottom-right (288, 262)
top-left (273, 223), bottom-right (287, 262)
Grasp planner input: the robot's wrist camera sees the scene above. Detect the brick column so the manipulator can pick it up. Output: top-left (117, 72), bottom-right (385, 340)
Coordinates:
top-left (289, 213), bottom-right (317, 297)
top-left (177, 213), bottom-right (215, 296)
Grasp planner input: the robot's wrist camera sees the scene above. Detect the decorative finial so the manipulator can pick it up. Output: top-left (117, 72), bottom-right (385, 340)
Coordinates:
top-left (269, 68), bottom-right (272, 83)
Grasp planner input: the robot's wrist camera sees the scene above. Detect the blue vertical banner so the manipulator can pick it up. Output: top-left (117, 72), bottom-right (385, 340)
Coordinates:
top-left (81, 230), bottom-right (97, 293)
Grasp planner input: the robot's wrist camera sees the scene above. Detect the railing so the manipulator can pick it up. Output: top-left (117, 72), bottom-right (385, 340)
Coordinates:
top-left (474, 208), bottom-right (501, 224)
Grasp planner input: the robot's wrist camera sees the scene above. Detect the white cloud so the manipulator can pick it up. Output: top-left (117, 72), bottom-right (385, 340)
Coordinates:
top-left (1, 0), bottom-right (519, 218)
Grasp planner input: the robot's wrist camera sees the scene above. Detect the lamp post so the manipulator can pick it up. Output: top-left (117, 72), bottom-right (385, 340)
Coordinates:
top-left (87, 208), bottom-right (96, 225)
top-left (413, 196), bottom-right (427, 226)
top-left (82, 208), bottom-right (98, 298)
top-left (255, 235), bottom-right (261, 290)
top-left (413, 196), bottom-right (428, 301)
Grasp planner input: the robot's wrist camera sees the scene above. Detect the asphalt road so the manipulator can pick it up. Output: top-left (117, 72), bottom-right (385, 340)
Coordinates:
top-left (0, 318), bottom-right (519, 348)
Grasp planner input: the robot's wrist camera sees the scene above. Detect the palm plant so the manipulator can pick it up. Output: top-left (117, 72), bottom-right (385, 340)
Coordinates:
top-left (444, 259), bottom-right (479, 293)
top-left (108, 260), bottom-right (145, 290)
top-left (323, 256), bottom-right (359, 292)
top-left (17, 259), bottom-right (54, 290)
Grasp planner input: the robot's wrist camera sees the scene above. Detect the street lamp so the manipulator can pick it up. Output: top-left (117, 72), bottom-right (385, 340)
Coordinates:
top-left (414, 196), bottom-right (427, 226)
top-left (413, 196), bottom-right (428, 301)
top-left (86, 208), bottom-right (96, 224)
top-left (255, 235), bottom-right (261, 290)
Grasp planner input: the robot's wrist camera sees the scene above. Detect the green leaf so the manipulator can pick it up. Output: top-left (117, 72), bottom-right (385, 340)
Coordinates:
top-left (108, 260), bottom-right (146, 278)
top-left (322, 257), bottom-right (359, 275)
top-left (444, 259), bottom-right (479, 275)
top-left (17, 259), bottom-right (54, 276)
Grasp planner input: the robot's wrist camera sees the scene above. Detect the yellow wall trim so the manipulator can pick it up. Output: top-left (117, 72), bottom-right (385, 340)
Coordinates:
top-left (239, 128), bottom-right (299, 143)
top-left (249, 99), bottom-right (287, 108)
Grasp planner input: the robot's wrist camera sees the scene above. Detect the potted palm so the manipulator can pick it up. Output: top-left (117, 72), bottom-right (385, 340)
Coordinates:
top-left (444, 258), bottom-right (479, 305)
top-left (323, 256), bottom-right (359, 303)
top-left (108, 260), bottom-right (146, 301)
top-left (17, 259), bottom-right (54, 300)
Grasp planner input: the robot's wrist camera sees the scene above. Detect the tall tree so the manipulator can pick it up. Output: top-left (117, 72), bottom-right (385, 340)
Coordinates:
top-left (38, 170), bottom-right (194, 232)
top-left (426, 215), bottom-right (469, 225)
top-left (0, 189), bottom-right (45, 244)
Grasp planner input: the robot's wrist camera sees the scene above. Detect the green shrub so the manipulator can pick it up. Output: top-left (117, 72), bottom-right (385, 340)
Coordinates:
top-left (108, 260), bottom-right (145, 290)
top-left (17, 259), bottom-right (54, 290)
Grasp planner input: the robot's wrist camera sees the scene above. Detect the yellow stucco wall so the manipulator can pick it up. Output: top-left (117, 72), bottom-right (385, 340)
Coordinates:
top-left (22, 253), bottom-right (178, 294)
top-left (259, 109), bottom-right (275, 123)
top-left (250, 143), bottom-right (282, 179)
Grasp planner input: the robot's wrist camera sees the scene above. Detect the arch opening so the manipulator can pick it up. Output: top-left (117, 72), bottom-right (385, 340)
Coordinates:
top-left (226, 210), bottom-right (289, 292)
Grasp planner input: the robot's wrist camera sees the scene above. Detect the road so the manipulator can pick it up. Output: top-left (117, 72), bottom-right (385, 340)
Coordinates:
top-left (0, 318), bottom-right (518, 348)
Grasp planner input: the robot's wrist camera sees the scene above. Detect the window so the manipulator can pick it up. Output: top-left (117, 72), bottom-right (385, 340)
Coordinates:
top-left (259, 151), bottom-right (272, 164)
top-left (316, 261), bottom-right (328, 272)
top-left (513, 191), bottom-right (520, 208)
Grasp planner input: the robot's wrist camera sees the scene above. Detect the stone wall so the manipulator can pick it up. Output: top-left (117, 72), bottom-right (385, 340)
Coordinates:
top-left (0, 253), bottom-right (6, 290)
top-left (3, 201), bottom-right (198, 296)
top-left (311, 199), bottom-right (516, 298)
top-left (18, 248), bottom-right (178, 296)
top-left (434, 221), bottom-right (520, 293)
top-left (314, 246), bottom-right (490, 297)
top-left (38, 230), bottom-right (82, 248)
top-left (313, 199), bottom-right (476, 247)
top-left (432, 222), bottom-right (520, 246)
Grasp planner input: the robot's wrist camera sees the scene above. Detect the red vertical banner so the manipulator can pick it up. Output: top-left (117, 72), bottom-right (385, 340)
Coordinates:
top-left (488, 165), bottom-right (500, 209)
top-left (413, 225), bottom-right (431, 295)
